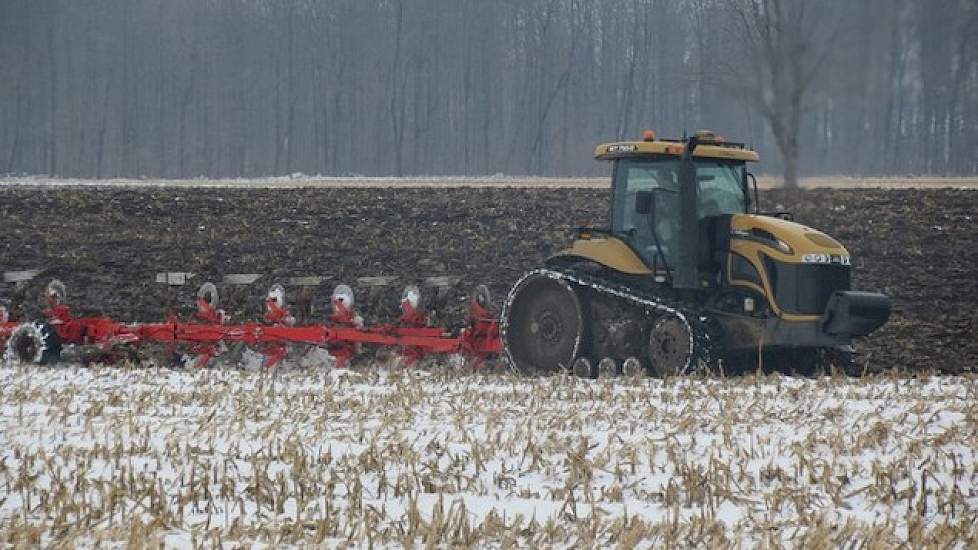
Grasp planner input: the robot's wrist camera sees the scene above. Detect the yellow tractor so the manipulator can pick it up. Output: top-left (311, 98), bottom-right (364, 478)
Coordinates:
top-left (502, 130), bottom-right (890, 376)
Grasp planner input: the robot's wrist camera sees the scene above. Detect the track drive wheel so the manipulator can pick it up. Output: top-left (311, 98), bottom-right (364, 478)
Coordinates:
top-left (504, 274), bottom-right (587, 375)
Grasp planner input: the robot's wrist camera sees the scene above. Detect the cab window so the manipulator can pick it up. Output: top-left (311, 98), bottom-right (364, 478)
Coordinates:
top-left (696, 161), bottom-right (746, 218)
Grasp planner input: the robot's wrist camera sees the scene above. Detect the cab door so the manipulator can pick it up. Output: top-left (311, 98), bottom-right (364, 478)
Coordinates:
top-left (610, 158), bottom-right (681, 269)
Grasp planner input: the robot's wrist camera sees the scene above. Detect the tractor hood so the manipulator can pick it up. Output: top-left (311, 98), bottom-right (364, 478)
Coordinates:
top-left (728, 214), bottom-right (851, 265)
top-left (724, 213), bottom-right (880, 324)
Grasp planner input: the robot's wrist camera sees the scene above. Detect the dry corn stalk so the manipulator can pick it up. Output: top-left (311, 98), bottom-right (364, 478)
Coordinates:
top-left (0, 365), bottom-right (975, 547)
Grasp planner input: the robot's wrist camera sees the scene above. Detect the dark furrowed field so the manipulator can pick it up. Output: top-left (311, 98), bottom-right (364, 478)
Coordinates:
top-left (1, 186), bottom-right (976, 373)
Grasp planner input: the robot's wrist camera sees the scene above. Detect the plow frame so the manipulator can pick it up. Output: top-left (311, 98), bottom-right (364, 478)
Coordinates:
top-left (0, 283), bottom-right (502, 369)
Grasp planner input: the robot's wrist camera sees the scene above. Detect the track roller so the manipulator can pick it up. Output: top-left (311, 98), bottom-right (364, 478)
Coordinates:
top-left (597, 357), bottom-right (618, 378)
top-left (572, 357), bottom-right (592, 378)
top-left (621, 356), bottom-right (645, 378)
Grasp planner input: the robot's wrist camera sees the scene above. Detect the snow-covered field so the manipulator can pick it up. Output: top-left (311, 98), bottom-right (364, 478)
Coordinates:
top-left (1, 366), bottom-right (975, 547)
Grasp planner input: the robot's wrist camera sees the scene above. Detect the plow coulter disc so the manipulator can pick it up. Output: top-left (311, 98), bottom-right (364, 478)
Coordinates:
top-left (197, 282), bottom-right (219, 307)
top-left (47, 280), bottom-right (68, 304)
top-left (331, 284), bottom-right (355, 309)
top-left (473, 285), bottom-right (492, 309)
top-left (503, 274), bottom-right (586, 375)
top-left (267, 284), bottom-right (286, 308)
top-left (401, 285), bottom-right (422, 311)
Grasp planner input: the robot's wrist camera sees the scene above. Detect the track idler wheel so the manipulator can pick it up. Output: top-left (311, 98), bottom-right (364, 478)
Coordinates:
top-left (503, 274), bottom-right (587, 375)
top-left (647, 317), bottom-right (695, 377)
top-left (5, 322), bottom-right (62, 365)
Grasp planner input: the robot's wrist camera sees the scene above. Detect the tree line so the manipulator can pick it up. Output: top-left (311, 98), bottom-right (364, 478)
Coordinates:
top-left (0, 0), bottom-right (975, 183)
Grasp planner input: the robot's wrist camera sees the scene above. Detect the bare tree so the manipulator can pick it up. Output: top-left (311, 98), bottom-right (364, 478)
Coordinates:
top-left (722, 0), bottom-right (843, 188)
top-left (0, 0), bottom-right (974, 179)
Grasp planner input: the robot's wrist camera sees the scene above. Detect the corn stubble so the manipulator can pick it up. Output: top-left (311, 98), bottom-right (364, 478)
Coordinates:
top-left (0, 365), bottom-right (975, 548)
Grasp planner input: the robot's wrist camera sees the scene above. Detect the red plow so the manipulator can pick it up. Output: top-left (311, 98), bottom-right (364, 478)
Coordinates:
top-left (0, 279), bottom-right (502, 369)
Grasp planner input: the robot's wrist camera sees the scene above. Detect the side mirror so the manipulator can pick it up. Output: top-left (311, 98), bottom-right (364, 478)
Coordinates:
top-left (635, 190), bottom-right (655, 215)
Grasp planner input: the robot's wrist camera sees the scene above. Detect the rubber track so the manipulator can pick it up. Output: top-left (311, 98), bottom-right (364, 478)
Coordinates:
top-left (501, 268), bottom-right (716, 376)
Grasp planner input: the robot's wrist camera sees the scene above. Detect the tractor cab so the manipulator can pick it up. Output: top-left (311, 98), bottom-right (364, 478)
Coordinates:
top-left (593, 129), bottom-right (759, 287)
top-left (610, 154), bottom-right (749, 271)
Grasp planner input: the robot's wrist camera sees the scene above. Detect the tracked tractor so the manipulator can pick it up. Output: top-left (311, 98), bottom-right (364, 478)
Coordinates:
top-left (502, 130), bottom-right (891, 376)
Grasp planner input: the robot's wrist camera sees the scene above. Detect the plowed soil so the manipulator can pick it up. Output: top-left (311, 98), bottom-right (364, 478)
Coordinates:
top-left (1, 186), bottom-right (975, 372)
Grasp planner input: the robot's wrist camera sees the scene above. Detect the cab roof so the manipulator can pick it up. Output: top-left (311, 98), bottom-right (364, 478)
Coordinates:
top-left (594, 131), bottom-right (759, 162)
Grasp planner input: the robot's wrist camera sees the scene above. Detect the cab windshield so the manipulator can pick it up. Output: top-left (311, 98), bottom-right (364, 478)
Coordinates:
top-left (611, 158), bottom-right (747, 267)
